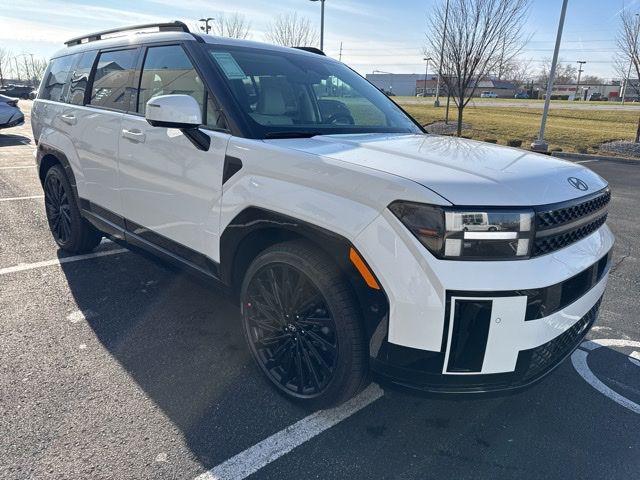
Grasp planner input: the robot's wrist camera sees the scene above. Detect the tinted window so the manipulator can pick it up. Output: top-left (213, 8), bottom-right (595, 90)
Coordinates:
top-left (40, 55), bottom-right (75, 102)
top-left (206, 46), bottom-right (419, 137)
top-left (138, 45), bottom-right (225, 129)
top-left (68, 51), bottom-right (97, 106)
top-left (90, 49), bottom-right (137, 110)
top-left (138, 46), bottom-right (203, 113)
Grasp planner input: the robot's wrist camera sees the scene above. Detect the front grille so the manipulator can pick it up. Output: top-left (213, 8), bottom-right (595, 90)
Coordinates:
top-left (533, 213), bottom-right (608, 256)
top-left (518, 297), bottom-right (601, 382)
top-left (536, 189), bottom-right (610, 230)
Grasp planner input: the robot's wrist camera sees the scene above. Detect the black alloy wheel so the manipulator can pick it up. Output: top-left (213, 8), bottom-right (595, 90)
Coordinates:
top-left (43, 164), bottom-right (102, 253)
top-left (44, 172), bottom-right (72, 244)
top-left (241, 241), bottom-right (368, 407)
top-left (244, 263), bottom-right (339, 399)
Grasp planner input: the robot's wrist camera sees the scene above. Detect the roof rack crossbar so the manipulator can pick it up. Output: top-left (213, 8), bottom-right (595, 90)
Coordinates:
top-left (64, 21), bottom-right (191, 47)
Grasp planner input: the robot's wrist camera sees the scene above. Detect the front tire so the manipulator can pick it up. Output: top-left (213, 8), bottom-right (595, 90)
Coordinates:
top-left (43, 164), bottom-right (102, 253)
top-left (240, 241), bottom-right (368, 408)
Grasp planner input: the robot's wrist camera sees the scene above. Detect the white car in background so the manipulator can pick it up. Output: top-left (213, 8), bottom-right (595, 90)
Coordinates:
top-left (480, 91), bottom-right (498, 98)
top-left (0, 94), bottom-right (25, 130)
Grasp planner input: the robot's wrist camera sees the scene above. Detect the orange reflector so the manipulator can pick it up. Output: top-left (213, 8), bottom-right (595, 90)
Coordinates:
top-left (349, 247), bottom-right (380, 290)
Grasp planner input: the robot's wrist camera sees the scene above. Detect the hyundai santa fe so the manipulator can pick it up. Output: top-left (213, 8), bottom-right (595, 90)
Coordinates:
top-left (31, 21), bottom-right (614, 407)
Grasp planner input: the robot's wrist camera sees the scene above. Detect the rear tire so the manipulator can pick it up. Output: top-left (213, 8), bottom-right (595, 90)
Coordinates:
top-left (240, 240), bottom-right (369, 408)
top-left (43, 164), bottom-right (102, 253)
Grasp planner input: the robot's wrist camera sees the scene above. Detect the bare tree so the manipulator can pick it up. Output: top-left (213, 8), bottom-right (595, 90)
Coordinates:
top-left (266, 13), bottom-right (318, 47)
top-left (29, 57), bottom-right (48, 86)
top-left (0, 48), bottom-right (11, 87)
top-left (616, 9), bottom-right (640, 101)
top-left (498, 58), bottom-right (533, 87)
top-left (211, 13), bottom-right (251, 39)
top-left (537, 60), bottom-right (577, 86)
top-left (426, 0), bottom-right (531, 136)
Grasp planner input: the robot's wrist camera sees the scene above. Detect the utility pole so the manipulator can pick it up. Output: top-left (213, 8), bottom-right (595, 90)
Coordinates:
top-left (575, 60), bottom-right (586, 100)
top-left (434, 0), bottom-right (450, 107)
top-left (310, 0), bottom-right (326, 51)
top-left (531, 0), bottom-right (569, 153)
top-left (423, 57), bottom-right (432, 96)
top-left (622, 13), bottom-right (640, 105)
top-left (339, 42), bottom-right (343, 61)
top-left (199, 17), bottom-right (214, 34)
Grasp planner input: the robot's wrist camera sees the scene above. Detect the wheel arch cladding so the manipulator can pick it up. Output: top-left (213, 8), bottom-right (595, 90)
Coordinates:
top-left (37, 145), bottom-right (79, 201)
top-left (219, 207), bottom-right (390, 350)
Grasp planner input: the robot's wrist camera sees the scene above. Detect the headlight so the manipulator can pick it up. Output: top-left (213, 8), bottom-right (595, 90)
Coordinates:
top-left (388, 201), bottom-right (534, 260)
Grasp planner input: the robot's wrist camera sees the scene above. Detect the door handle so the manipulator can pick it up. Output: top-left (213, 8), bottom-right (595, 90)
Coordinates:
top-left (60, 114), bottom-right (77, 125)
top-left (122, 128), bottom-right (146, 143)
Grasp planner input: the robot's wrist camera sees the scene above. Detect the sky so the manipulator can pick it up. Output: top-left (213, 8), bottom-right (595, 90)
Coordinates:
top-left (0, 0), bottom-right (637, 80)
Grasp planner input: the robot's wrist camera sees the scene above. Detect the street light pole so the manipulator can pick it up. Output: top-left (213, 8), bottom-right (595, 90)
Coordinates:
top-left (622, 13), bottom-right (640, 105)
top-left (531, 0), bottom-right (569, 153)
top-left (576, 60), bottom-right (586, 100)
top-left (310, 0), bottom-right (326, 51)
top-left (434, 0), bottom-right (450, 107)
top-left (199, 17), bottom-right (214, 34)
top-left (423, 57), bottom-right (432, 96)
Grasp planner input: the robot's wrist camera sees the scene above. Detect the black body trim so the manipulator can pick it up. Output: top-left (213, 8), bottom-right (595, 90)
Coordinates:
top-left (36, 144), bottom-right (79, 201)
top-left (79, 199), bottom-right (220, 280)
top-left (446, 250), bottom-right (611, 321)
top-left (446, 300), bottom-right (492, 373)
top-left (222, 155), bottom-right (243, 184)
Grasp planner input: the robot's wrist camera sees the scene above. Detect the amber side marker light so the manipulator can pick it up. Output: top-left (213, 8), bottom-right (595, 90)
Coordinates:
top-left (349, 247), bottom-right (381, 290)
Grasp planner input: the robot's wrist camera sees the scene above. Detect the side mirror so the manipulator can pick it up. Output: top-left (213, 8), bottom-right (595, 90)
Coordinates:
top-left (145, 94), bottom-right (202, 128)
top-left (145, 94), bottom-right (210, 151)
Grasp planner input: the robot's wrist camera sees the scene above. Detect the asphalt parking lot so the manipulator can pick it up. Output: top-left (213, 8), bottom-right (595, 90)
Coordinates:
top-left (1, 101), bottom-right (639, 480)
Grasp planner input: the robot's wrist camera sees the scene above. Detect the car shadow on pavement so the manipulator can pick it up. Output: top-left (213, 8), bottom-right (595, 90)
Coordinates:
top-left (57, 249), bottom-right (640, 478)
top-left (0, 133), bottom-right (32, 146)
top-left (58, 251), bottom-right (309, 470)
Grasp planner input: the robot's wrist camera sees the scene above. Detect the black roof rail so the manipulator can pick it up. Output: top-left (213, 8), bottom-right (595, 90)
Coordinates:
top-left (293, 47), bottom-right (326, 56)
top-left (64, 21), bottom-right (191, 47)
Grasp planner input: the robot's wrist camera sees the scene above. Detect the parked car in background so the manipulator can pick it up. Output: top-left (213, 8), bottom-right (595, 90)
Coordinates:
top-left (480, 91), bottom-right (498, 98)
top-left (0, 84), bottom-right (33, 99)
top-left (0, 94), bottom-right (24, 130)
top-left (514, 91), bottom-right (530, 99)
top-left (28, 89), bottom-right (38, 100)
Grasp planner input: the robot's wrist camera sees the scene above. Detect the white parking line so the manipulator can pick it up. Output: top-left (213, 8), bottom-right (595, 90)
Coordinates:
top-left (0, 165), bottom-right (34, 170)
top-left (0, 195), bottom-right (43, 202)
top-left (196, 383), bottom-right (384, 480)
top-left (0, 248), bottom-right (128, 276)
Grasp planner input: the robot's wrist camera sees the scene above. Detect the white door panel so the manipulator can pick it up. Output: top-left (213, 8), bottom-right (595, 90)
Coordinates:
top-left (74, 108), bottom-right (123, 214)
top-left (118, 114), bottom-right (229, 256)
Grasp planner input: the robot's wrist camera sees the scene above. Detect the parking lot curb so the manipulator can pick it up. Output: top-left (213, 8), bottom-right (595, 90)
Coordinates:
top-left (551, 151), bottom-right (640, 165)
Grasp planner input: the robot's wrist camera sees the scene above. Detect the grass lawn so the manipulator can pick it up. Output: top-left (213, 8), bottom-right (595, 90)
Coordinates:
top-left (396, 101), bottom-right (640, 153)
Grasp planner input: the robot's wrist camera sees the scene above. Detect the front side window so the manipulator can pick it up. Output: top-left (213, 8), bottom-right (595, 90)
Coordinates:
top-left (40, 55), bottom-right (75, 102)
top-left (206, 46), bottom-right (420, 137)
top-left (90, 49), bottom-right (137, 110)
top-left (138, 44), bottom-right (225, 129)
top-left (68, 51), bottom-right (98, 106)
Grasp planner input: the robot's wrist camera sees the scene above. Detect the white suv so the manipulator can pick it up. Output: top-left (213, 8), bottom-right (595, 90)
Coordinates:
top-left (32, 22), bottom-right (614, 407)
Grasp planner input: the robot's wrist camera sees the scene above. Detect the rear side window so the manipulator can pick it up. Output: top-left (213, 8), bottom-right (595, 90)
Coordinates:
top-left (138, 45), bottom-right (205, 115)
top-left (90, 49), bottom-right (137, 111)
top-left (68, 51), bottom-right (97, 106)
top-left (40, 55), bottom-right (75, 102)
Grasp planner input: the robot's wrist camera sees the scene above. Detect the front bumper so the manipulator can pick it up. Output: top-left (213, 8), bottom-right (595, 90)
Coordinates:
top-left (355, 208), bottom-right (614, 393)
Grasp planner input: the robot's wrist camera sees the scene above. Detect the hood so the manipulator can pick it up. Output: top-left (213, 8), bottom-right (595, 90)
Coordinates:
top-left (268, 133), bottom-right (608, 206)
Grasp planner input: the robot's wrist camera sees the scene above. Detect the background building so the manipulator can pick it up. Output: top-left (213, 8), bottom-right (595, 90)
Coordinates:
top-left (365, 73), bottom-right (424, 96)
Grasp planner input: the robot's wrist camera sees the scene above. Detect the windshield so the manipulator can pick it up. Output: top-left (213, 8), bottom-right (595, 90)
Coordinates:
top-left (206, 45), bottom-right (421, 138)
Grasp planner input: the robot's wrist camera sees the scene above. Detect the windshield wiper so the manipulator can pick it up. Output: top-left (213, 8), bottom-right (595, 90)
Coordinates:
top-left (264, 131), bottom-right (324, 139)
